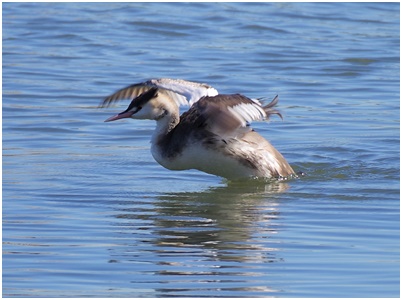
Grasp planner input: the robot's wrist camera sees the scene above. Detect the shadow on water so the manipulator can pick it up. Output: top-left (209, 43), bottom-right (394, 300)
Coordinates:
top-left (110, 180), bottom-right (290, 296)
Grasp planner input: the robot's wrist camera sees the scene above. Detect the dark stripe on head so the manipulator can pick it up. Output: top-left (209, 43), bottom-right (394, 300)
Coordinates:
top-left (123, 87), bottom-right (159, 113)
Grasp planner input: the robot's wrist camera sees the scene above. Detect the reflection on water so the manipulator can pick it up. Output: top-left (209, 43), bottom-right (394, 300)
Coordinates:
top-left (110, 181), bottom-right (288, 295)
top-left (3, 1), bottom-right (399, 297)
top-left (156, 181), bottom-right (287, 252)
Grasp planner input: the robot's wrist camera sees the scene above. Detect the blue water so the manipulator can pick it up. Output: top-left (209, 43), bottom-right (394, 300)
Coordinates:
top-left (3, 2), bottom-right (400, 297)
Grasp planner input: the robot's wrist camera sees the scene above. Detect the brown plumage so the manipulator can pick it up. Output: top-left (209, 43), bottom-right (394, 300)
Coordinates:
top-left (101, 78), bottom-right (294, 180)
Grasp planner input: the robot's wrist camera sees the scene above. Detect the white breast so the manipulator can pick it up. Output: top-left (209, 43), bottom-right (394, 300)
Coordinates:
top-left (152, 144), bottom-right (251, 179)
top-left (151, 139), bottom-right (276, 180)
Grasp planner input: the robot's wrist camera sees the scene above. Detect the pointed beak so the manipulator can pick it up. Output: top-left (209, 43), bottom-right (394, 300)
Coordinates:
top-left (104, 111), bottom-right (134, 122)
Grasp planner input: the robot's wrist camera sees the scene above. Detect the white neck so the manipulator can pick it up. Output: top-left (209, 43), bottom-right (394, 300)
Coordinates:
top-left (150, 110), bottom-right (180, 166)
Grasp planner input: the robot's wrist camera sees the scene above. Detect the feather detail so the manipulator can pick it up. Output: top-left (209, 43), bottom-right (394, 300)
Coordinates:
top-left (184, 94), bottom-right (281, 139)
top-left (100, 78), bottom-right (218, 108)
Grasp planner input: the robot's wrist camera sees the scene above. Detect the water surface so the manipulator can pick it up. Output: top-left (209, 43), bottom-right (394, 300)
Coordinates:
top-left (3, 2), bottom-right (400, 297)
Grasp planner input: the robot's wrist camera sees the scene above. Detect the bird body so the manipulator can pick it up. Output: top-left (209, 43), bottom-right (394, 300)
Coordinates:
top-left (101, 78), bottom-right (294, 180)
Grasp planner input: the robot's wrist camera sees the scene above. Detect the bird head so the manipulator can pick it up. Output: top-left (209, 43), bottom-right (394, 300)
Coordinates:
top-left (104, 87), bottom-right (169, 122)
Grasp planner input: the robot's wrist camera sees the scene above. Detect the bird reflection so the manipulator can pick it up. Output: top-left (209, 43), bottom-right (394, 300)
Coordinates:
top-left (113, 180), bottom-right (288, 264)
top-left (110, 180), bottom-right (290, 296)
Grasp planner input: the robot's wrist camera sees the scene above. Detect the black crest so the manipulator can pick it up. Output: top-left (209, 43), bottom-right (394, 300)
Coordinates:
top-left (124, 87), bottom-right (159, 112)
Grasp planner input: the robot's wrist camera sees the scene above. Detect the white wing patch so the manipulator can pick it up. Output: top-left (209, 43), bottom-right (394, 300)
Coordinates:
top-left (227, 103), bottom-right (267, 127)
top-left (101, 78), bottom-right (219, 108)
top-left (151, 78), bottom-right (218, 105)
top-left (162, 90), bottom-right (188, 106)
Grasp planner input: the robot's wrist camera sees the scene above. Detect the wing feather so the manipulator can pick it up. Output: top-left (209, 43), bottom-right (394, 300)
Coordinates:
top-left (99, 78), bottom-right (218, 108)
top-left (100, 78), bottom-right (282, 139)
top-left (190, 94), bottom-right (281, 138)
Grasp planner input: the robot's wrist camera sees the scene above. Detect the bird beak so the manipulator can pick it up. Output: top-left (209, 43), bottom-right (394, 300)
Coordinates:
top-left (104, 111), bottom-right (133, 122)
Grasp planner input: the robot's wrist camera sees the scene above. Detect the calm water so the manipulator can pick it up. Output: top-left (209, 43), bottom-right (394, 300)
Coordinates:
top-left (2, 2), bottom-right (400, 298)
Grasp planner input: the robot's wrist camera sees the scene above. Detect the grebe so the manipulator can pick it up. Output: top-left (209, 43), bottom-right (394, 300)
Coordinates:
top-left (100, 78), bottom-right (294, 180)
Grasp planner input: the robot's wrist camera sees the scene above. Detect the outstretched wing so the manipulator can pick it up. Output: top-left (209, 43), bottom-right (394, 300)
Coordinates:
top-left (184, 94), bottom-right (282, 138)
top-left (99, 78), bottom-right (219, 108)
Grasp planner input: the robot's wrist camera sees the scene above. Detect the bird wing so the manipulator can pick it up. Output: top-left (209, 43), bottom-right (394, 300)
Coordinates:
top-left (99, 78), bottom-right (219, 108)
top-left (190, 94), bottom-right (282, 138)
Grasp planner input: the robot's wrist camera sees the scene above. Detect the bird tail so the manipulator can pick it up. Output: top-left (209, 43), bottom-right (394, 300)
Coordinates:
top-left (262, 95), bottom-right (283, 120)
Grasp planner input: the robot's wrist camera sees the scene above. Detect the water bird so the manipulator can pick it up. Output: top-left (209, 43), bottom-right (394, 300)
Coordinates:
top-left (100, 78), bottom-right (294, 180)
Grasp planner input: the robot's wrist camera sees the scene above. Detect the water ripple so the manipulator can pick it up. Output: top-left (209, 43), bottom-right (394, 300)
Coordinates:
top-left (3, 2), bottom-right (399, 298)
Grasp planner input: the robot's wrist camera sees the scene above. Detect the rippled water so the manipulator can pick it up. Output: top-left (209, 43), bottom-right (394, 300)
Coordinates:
top-left (3, 2), bottom-right (400, 298)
